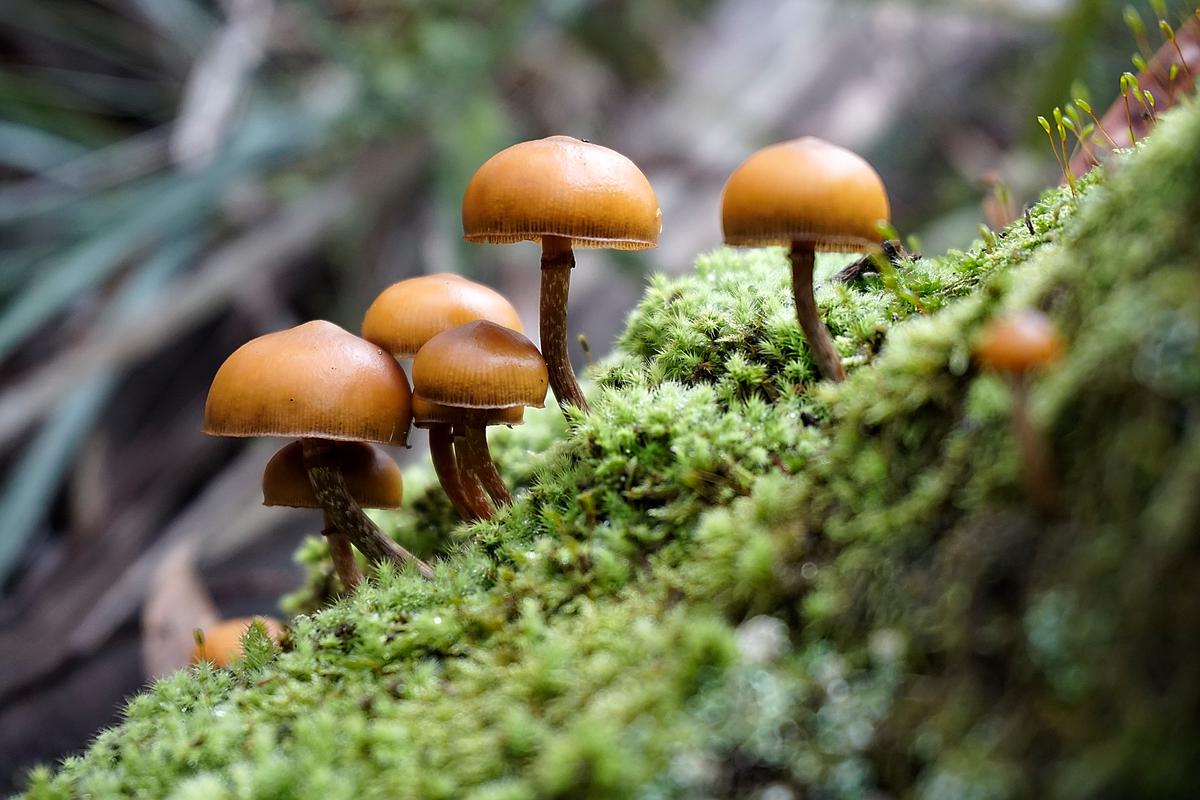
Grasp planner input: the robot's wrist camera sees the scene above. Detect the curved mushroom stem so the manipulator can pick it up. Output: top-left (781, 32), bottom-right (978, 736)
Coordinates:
top-left (302, 438), bottom-right (434, 580)
top-left (1011, 377), bottom-right (1058, 517)
top-left (453, 433), bottom-right (495, 520)
top-left (789, 242), bottom-right (846, 383)
top-left (463, 424), bottom-right (513, 507)
top-left (321, 510), bottom-right (363, 592)
top-left (541, 235), bottom-right (590, 413)
top-left (429, 424), bottom-right (487, 521)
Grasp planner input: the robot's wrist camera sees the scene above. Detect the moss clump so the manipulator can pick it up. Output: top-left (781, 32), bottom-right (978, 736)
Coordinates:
top-left (19, 104), bottom-right (1200, 799)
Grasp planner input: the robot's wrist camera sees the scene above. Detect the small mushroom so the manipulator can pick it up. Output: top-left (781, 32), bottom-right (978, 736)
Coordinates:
top-left (190, 616), bottom-right (284, 668)
top-left (262, 440), bottom-right (404, 591)
top-left (976, 310), bottom-right (1065, 515)
top-left (412, 321), bottom-right (549, 514)
top-left (361, 273), bottom-right (525, 521)
top-left (204, 320), bottom-right (432, 579)
top-left (462, 135), bottom-right (661, 413)
top-left (721, 137), bottom-right (891, 382)
top-left (361, 273), bottom-right (523, 358)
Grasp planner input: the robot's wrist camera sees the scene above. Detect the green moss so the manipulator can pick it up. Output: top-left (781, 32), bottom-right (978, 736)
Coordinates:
top-left (19, 104), bottom-right (1200, 799)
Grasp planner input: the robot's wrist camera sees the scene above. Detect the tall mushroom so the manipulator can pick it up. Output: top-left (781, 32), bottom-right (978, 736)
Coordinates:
top-left (721, 137), bottom-right (891, 383)
top-left (361, 273), bottom-right (524, 521)
top-left (462, 135), bottom-right (661, 413)
top-left (976, 310), bottom-right (1065, 516)
top-left (204, 320), bottom-right (433, 579)
top-left (412, 320), bottom-right (548, 511)
top-left (262, 440), bottom-right (404, 591)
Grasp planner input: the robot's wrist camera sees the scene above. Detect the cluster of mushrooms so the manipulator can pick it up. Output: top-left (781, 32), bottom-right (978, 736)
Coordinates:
top-left (201, 131), bottom-right (1057, 598)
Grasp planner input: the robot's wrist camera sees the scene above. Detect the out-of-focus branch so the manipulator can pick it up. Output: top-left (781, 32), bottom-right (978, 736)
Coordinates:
top-left (0, 141), bottom-right (430, 451)
top-left (171, 0), bottom-right (275, 169)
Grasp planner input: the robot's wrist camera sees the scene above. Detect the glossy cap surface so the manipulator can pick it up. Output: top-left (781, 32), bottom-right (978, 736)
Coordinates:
top-left (362, 273), bottom-right (523, 358)
top-left (204, 320), bottom-right (412, 446)
top-left (262, 440), bottom-right (403, 509)
top-left (462, 136), bottom-right (661, 250)
top-left (412, 320), bottom-right (548, 410)
top-left (190, 616), bottom-right (285, 668)
top-left (976, 310), bottom-right (1065, 374)
top-left (721, 137), bottom-right (890, 251)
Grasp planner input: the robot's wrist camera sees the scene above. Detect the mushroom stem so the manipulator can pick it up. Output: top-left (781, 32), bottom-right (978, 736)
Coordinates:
top-left (302, 438), bottom-right (435, 580)
top-left (541, 235), bottom-right (589, 413)
top-left (463, 424), bottom-right (513, 507)
top-left (321, 510), bottom-right (363, 591)
top-left (1011, 378), bottom-right (1058, 516)
top-left (789, 242), bottom-right (846, 383)
top-left (454, 433), bottom-right (495, 520)
top-left (429, 424), bottom-right (485, 521)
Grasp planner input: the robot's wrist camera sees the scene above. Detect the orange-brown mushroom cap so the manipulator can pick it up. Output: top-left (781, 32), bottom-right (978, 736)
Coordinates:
top-left (411, 396), bottom-right (525, 429)
top-left (462, 135), bottom-right (662, 250)
top-left (204, 320), bottom-right (412, 446)
top-left (362, 273), bottom-right (523, 358)
top-left (976, 311), bottom-right (1065, 375)
top-left (721, 137), bottom-right (890, 251)
top-left (190, 616), bottom-right (285, 668)
top-left (262, 440), bottom-right (403, 509)
top-left (412, 320), bottom-right (548, 410)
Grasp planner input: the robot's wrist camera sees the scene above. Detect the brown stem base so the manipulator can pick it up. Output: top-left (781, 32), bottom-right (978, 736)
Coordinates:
top-left (430, 424), bottom-right (487, 521)
top-left (465, 425), bottom-right (513, 507)
top-left (454, 433), bottom-right (495, 520)
top-left (790, 243), bottom-right (846, 383)
top-left (541, 236), bottom-right (589, 413)
top-left (1012, 382), bottom-right (1058, 517)
top-left (302, 438), bottom-right (434, 580)
top-left (322, 510), bottom-right (363, 592)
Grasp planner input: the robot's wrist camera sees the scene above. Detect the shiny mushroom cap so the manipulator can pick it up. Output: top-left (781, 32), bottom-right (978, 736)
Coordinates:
top-left (204, 320), bottom-right (412, 446)
top-left (191, 616), bottom-right (285, 668)
top-left (412, 320), bottom-right (549, 411)
top-left (721, 137), bottom-right (890, 251)
top-left (411, 396), bottom-right (525, 430)
top-left (262, 440), bottom-right (403, 509)
top-left (361, 273), bottom-right (523, 358)
top-left (976, 310), bottom-right (1065, 375)
top-left (462, 135), bottom-right (661, 250)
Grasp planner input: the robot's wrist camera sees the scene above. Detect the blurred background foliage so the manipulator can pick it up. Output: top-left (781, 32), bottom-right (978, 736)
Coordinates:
top-left (0, 0), bottom-right (1196, 790)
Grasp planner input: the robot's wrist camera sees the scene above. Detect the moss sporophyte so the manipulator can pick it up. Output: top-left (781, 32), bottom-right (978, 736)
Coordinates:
top-left (23, 104), bottom-right (1200, 797)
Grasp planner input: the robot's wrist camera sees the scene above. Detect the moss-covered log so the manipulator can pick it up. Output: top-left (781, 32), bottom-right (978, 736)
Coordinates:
top-left (18, 104), bottom-right (1200, 799)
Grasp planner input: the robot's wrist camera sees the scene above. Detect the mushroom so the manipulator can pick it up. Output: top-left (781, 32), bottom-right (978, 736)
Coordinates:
top-left (462, 135), bottom-right (661, 413)
top-left (412, 320), bottom-right (548, 513)
top-left (204, 320), bottom-right (433, 579)
top-left (262, 440), bottom-right (404, 591)
top-left (191, 616), bottom-right (285, 668)
top-left (361, 273), bottom-right (522, 357)
top-left (361, 273), bottom-right (525, 521)
top-left (976, 310), bottom-right (1065, 515)
top-left (721, 137), bottom-right (891, 383)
